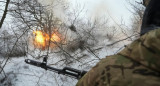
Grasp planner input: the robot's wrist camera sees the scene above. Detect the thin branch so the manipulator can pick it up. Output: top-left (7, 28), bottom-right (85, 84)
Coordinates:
top-left (106, 33), bottom-right (139, 46)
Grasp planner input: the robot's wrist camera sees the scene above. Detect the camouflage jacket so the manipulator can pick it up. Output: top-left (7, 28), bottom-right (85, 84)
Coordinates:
top-left (76, 28), bottom-right (160, 86)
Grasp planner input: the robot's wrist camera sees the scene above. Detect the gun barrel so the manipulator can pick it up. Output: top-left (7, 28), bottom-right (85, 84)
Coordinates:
top-left (25, 59), bottom-right (87, 79)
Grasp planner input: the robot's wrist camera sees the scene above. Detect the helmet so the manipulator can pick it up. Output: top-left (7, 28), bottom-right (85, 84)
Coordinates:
top-left (140, 0), bottom-right (160, 35)
top-left (143, 0), bottom-right (151, 7)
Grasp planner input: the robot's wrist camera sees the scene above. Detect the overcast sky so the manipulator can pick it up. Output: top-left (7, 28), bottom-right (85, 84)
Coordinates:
top-left (68, 0), bottom-right (141, 26)
top-left (0, 0), bottom-right (142, 27)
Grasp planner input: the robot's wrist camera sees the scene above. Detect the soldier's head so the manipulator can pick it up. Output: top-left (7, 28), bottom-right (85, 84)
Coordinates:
top-left (143, 0), bottom-right (151, 7)
top-left (140, 0), bottom-right (160, 35)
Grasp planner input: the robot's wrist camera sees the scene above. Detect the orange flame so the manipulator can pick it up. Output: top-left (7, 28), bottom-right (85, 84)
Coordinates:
top-left (33, 30), bottom-right (62, 50)
top-left (51, 32), bottom-right (61, 42)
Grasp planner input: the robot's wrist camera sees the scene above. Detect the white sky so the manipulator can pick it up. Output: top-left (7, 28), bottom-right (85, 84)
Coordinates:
top-left (0, 0), bottom-right (141, 27)
top-left (68, 0), bottom-right (141, 26)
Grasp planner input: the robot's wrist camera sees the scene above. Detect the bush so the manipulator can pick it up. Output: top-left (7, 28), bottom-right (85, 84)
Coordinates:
top-left (0, 30), bottom-right (27, 57)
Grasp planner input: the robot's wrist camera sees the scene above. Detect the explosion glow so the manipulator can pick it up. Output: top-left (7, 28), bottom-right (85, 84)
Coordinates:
top-left (33, 30), bottom-right (61, 50)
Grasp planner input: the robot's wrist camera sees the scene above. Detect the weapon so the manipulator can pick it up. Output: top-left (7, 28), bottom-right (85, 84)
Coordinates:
top-left (25, 56), bottom-right (87, 79)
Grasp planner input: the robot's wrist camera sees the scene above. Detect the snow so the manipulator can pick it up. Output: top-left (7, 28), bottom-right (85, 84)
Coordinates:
top-left (0, 56), bottom-right (78, 86)
top-left (0, 40), bottom-right (129, 86)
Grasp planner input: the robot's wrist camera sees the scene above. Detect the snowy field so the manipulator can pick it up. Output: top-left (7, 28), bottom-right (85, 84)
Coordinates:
top-left (0, 39), bottom-right (130, 86)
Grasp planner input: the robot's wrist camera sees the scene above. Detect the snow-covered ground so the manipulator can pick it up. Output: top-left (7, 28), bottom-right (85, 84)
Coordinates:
top-left (1, 56), bottom-right (78, 86)
top-left (0, 39), bottom-right (130, 86)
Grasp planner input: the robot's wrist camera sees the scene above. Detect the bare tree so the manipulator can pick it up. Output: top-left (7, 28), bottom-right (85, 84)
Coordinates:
top-left (0, 0), bottom-right (118, 85)
top-left (127, 0), bottom-right (145, 37)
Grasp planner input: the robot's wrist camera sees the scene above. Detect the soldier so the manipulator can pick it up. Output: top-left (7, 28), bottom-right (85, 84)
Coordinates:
top-left (76, 0), bottom-right (160, 86)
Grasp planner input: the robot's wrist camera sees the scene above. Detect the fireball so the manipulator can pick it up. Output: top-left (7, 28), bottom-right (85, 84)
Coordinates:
top-left (33, 30), bottom-right (62, 50)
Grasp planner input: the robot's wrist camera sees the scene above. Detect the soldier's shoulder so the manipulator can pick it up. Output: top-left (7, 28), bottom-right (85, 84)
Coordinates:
top-left (76, 28), bottom-right (160, 86)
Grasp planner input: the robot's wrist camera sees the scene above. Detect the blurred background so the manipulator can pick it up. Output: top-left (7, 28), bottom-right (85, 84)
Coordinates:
top-left (0, 0), bottom-right (145, 86)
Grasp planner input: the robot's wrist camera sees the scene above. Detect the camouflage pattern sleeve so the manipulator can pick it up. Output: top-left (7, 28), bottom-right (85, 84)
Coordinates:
top-left (76, 28), bottom-right (160, 86)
